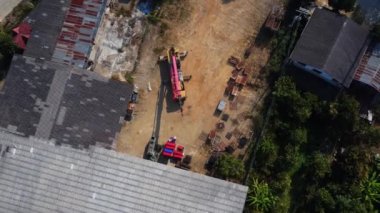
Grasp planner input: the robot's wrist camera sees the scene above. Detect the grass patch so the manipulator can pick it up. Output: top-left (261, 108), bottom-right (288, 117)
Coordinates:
top-left (125, 72), bottom-right (134, 84)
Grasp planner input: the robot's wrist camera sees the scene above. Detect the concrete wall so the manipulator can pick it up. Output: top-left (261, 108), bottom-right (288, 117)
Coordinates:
top-left (291, 60), bottom-right (342, 88)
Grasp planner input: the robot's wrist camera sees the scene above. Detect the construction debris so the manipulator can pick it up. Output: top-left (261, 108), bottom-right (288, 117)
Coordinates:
top-left (212, 141), bottom-right (227, 152)
top-left (264, 6), bottom-right (285, 32)
top-left (226, 141), bottom-right (238, 153)
top-left (183, 75), bottom-right (192, 81)
top-left (228, 56), bottom-right (240, 66)
top-left (176, 154), bottom-right (192, 170)
top-left (216, 122), bottom-right (225, 131)
top-left (125, 90), bottom-right (139, 121)
top-left (89, 8), bottom-right (145, 77)
top-left (225, 56), bottom-right (251, 99)
top-left (235, 74), bottom-right (248, 87)
top-left (207, 130), bottom-right (217, 144)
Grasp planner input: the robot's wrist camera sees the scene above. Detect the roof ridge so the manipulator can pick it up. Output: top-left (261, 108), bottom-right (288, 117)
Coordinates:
top-left (322, 15), bottom-right (348, 71)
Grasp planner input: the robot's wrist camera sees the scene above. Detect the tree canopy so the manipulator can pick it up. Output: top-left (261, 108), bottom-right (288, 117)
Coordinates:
top-left (215, 154), bottom-right (244, 180)
top-left (250, 75), bottom-right (380, 212)
top-left (329, 0), bottom-right (357, 12)
top-left (247, 178), bottom-right (277, 212)
top-left (0, 31), bottom-right (15, 58)
top-left (360, 172), bottom-right (380, 207)
top-left (0, 31), bottom-right (16, 79)
top-left (373, 23), bottom-right (380, 40)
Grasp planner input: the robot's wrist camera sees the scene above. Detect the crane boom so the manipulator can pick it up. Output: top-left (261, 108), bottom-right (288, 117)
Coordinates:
top-left (168, 48), bottom-right (186, 102)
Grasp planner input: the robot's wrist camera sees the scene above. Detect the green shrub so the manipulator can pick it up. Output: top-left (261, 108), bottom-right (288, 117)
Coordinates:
top-left (215, 154), bottom-right (244, 180)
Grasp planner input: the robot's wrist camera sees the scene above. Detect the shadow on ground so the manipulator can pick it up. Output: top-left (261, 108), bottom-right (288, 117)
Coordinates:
top-left (159, 61), bottom-right (181, 113)
top-left (142, 61), bottom-right (182, 164)
top-left (221, 0), bottom-right (235, 4)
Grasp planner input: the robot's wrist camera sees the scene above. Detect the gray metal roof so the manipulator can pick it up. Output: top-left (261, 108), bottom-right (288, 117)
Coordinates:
top-left (290, 8), bottom-right (369, 87)
top-left (0, 55), bottom-right (133, 148)
top-left (0, 132), bottom-right (248, 212)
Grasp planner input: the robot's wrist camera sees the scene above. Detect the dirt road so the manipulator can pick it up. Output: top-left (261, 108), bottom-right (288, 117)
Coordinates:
top-left (116, 0), bottom-right (272, 173)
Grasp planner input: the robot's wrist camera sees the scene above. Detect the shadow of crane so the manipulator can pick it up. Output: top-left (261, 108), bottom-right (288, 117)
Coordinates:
top-left (143, 61), bottom-right (175, 164)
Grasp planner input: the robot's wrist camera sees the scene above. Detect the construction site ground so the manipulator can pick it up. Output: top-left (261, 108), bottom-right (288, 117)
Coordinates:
top-left (116, 0), bottom-right (273, 174)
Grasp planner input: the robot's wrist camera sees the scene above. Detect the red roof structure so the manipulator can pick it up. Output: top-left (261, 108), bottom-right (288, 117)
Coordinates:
top-left (12, 22), bottom-right (31, 49)
top-left (354, 42), bottom-right (380, 91)
top-left (13, 35), bottom-right (27, 49)
top-left (52, 0), bottom-right (106, 68)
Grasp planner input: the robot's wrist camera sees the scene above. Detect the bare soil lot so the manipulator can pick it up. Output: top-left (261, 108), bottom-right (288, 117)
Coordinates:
top-left (116, 0), bottom-right (273, 173)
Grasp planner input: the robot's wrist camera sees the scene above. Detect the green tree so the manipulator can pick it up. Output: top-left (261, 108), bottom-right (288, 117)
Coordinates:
top-left (247, 178), bottom-right (277, 212)
top-left (335, 195), bottom-right (367, 213)
top-left (352, 6), bottom-right (364, 24)
top-left (308, 152), bottom-right (332, 180)
top-left (271, 172), bottom-right (291, 194)
top-left (273, 76), bottom-right (315, 124)
top-left (360, 172), bottom-right (380, 206)
top-left (276, 144), bottom-right (304, 172)
top-left (215, 154), bottom-right (244, 180)
top-left (334, 95), bottom-right (360, 132)
top-left (324, 95), bottom-right (360, 146)
top-left (372, 23), bottom-right (380, 40)
top-left (355, 122), bottom-right (380, 146)
top-left (0, 31), bottom-right (16, 78)
top-left (256, 134), bottom-right (278, 176)
top-left (289, 127), bottom-right (307, 145)
top-left (307, 187), bottom-right (336, 212)
top-left (0, 31), bottom-right (16, 58)
top-left (329, 0), bottom-right (357, 12)
top-left (334, 146), bottom-right (371, 182)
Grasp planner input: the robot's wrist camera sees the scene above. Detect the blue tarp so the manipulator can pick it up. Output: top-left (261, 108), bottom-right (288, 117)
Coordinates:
top-left (137, 0), bottom-right (154, 14)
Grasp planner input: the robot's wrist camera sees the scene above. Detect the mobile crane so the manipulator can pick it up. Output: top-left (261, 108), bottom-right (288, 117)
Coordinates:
top-left (167, 47), bottom-right (187, 106)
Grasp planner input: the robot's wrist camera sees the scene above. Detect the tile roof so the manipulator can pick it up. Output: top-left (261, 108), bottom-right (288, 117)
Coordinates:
top-left (24, 0), bottom-right (71, 60)
top-left (290, 8), bottom-right (369, 87)
top-left (50, 69), bottom-right (131, 148)
top-left (0, 55), bottom-right (132, 148)
top-left (0, 132), bottom-right (248, 212)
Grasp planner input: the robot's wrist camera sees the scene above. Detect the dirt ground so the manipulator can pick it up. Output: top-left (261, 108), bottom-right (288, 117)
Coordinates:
top-left (0, 0), bottom-right (22, 22)
top-left (116, 0), bottom-right (273, 173)
top-left (315, 0), bottom-right (329, 7)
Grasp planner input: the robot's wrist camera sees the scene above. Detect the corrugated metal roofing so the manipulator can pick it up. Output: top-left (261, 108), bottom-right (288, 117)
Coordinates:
top-left (354, 42), bottom-right (380, 91)
top-left (0, 132), bottom-right (248, 212)
top-left (52, 0), bottom-right (106, 68)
